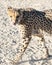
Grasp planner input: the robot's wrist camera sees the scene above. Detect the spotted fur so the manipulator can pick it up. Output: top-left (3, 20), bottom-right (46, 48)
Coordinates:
top-left (7, 7), bottom-right (52, 64)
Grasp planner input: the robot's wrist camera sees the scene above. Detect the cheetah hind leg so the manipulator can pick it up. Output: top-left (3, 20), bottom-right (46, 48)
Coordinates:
top-left (32, 32), bottom-right (49, 58)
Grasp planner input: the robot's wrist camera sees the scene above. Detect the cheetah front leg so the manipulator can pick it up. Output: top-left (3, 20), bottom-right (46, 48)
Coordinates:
top-left (11, 24), bottom-right (32, 64)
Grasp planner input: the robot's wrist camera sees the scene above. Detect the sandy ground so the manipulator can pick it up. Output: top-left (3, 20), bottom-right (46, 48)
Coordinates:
top-left (0, 0), bottom-right (52, 65)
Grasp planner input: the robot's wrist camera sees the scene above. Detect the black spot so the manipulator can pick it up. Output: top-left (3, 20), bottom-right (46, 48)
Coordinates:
top-left (10, 16), bottom-right (12, 18)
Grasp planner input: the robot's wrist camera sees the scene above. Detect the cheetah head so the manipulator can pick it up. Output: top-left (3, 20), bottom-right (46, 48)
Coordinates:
top-left (7, 7), bottom-right (24, 25)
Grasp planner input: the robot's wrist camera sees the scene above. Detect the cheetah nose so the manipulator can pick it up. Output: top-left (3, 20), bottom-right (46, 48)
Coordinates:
top-left (11, 20), bottom-right (16, 25)
top-left (13, 21), bottom-right (16, 25)
top-left (13, 22), bottom-right (16, 25)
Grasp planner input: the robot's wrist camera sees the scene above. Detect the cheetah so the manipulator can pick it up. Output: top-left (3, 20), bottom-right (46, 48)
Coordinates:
top-left (7, 7), bottom-right (52, 64)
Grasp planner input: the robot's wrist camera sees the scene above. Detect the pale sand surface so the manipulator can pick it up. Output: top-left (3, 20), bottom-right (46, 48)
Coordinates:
top-left (0, 0), bottom-right (52, 65)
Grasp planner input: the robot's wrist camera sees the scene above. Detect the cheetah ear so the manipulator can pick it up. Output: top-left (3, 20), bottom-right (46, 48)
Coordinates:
top-left (18, 9), bottom-right (24, 15)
